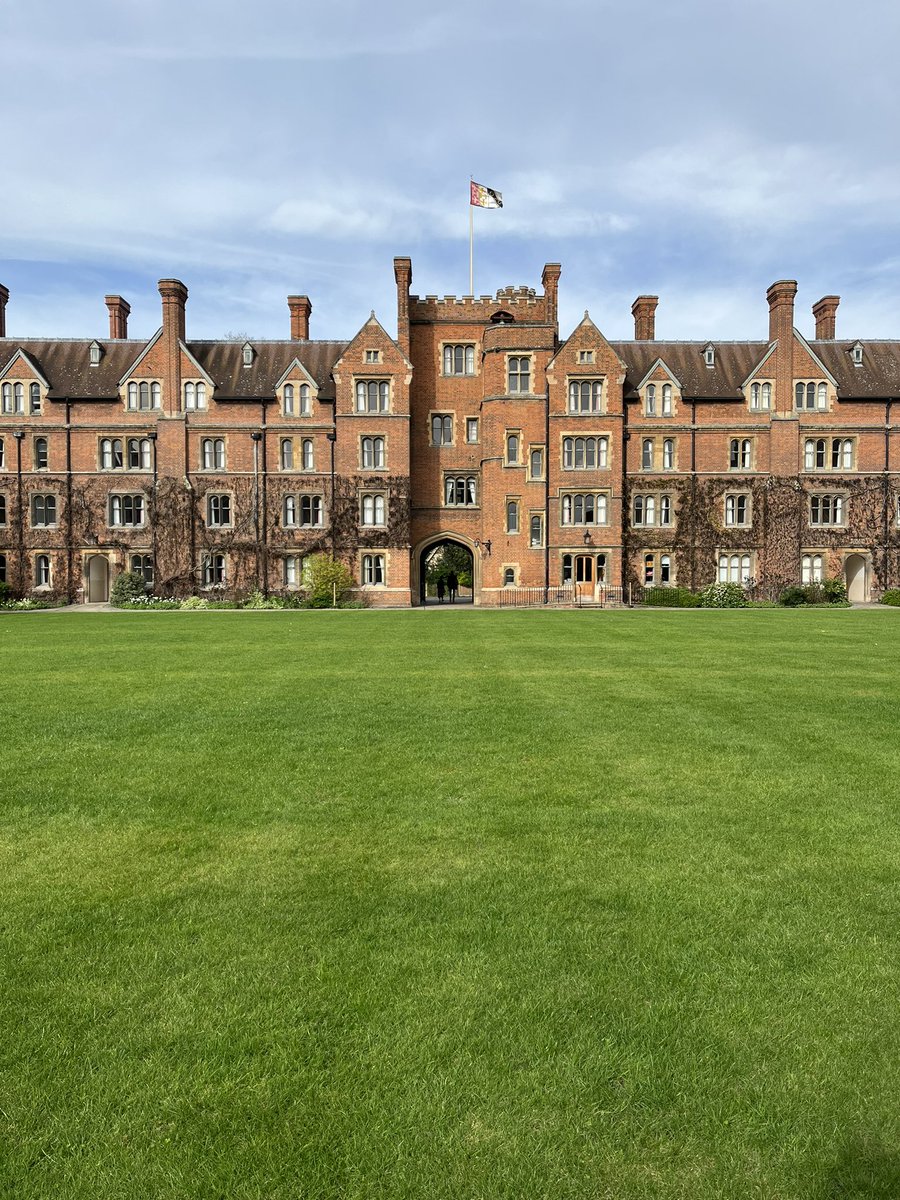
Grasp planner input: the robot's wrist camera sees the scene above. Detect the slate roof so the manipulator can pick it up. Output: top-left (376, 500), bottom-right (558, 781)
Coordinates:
top-left (0, 338), bottom-right (349, 403)
top-left (612, 342), bottom-right (768, 401)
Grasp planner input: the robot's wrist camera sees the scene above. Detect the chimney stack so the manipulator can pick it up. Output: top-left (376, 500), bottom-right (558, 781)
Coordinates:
top-left (766, 279), bottom-right (797, 344)
top-left (0, 284), bottom-right (8, 338)
top-left (105, 294), bottom-right (131, 339)
top-left (812, 295), bottom-right (839, 340)
top-left (287, 295), bottom-right (312, 340)
top-left (158, 279), bottom-right (188, 414)
top-left (394, 256), bottom-right (412, 358)
top-left (542, 262), bottom-right (561, 327)
top-left (632, 295), bottom-right (659, 340)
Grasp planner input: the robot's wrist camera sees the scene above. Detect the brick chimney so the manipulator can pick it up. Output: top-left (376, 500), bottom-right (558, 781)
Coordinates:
top-left (767, 279), bottom-right (797, 345)
top-left (158, 278), bottom-right (188, 415)
top-left (632, 295), bottom-right (659, 340)
top-left (287, 295), bottom-right (312, 340)
top-left (542, 262), bottom-right (561, 328)
top-left (0, 284), bottom-right (8, 338)
top-left (394, 256), bottom-right (412, 358)
top-left (812, 295), bottom-right (839, 340)
top-left (767, 280), bottom-right (798, 422)
top-left (105, 295), bottom-right (131, 339)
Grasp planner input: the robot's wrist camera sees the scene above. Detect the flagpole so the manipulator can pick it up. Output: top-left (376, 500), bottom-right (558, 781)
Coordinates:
top-left (469, 184), bottom-right (474, 295)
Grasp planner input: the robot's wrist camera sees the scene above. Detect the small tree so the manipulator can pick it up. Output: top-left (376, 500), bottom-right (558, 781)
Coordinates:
top-left (110, 571), bottom-right (146, 607)
top-left (305, 554), bottom-right (354, 608)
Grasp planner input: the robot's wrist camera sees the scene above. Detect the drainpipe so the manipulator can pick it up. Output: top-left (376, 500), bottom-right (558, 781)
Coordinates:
top-left (260, 402), bottom-right (268, 595)
top-left (884, 399), bottom-right (893, 589)
top-left (185, 421), bottom-right (195, 594)
top-left (65, 400), bottom-right (74, 601)
top-left (250, 431), bottom-right (262, 585)
top-left (544, 385), bottom-right (550, 603)
top-left (149, 432), bottom-right (158, 589)
top-left (620, 397), bottom-right (630, 589)
top-left (328, 427), bottom-right (337, 558)
top-left (690, 399), bottom-right (697, 591)
top-left (13, 430), bottom-right (24, 593)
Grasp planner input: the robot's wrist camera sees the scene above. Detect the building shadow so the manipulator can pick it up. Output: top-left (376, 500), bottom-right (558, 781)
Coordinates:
top-left (813, 1137), bottom-right (900, 1198)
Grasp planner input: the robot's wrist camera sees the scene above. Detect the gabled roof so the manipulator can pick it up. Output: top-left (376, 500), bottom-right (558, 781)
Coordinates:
top-left (0, 346), bottom-right (50, 387)
top-left (118, 328), bottom-right (163, 385)
top-left (0, 339), bottom-right (146, 400)
top-left (635, 356), bottom-right (682, 391)
top-left (187, 340), bottom-right (348, 401)
top-left (612, 342), bottom-right (768, 400)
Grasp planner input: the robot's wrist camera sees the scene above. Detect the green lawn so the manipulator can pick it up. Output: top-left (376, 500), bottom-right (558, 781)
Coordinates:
top-left (2, 609), bottom-right (900, 1199)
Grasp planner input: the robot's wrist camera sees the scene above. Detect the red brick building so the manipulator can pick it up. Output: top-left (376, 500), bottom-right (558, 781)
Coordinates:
top-left (1, 263), bottom-right (897, 605)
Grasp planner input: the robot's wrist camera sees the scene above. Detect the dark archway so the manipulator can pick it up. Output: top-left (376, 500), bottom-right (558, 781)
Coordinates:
top-left (418, 538), bottom-right (475, 606)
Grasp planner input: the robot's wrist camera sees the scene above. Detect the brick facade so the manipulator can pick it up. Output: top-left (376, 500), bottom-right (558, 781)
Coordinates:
top-left (1, 262), bottom-right (898, 605)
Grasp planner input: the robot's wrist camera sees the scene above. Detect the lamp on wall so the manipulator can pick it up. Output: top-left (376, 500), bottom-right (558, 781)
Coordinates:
top-left (582, 530), bottom-right (593, 546)
top-left (474, 539), bottom-right (492, 556)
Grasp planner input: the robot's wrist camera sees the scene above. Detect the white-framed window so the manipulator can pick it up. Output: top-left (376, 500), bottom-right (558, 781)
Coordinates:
top-left (561, 493), bottom-right (608, 526)
top-left (529, 447), bottom-right (544, 480)
top-left (563, 436), bottom-right (608, 469)
top-left (529, 513), bottom-right (544, 547)
top-left (300, 496), bottom-right (323, 527)
top-left (662, 438), bottom-right (675, 470)
top-left (804, 438), bottom-right (853, 470)
top-left (643, 552), bottom-right (672, 586)
top-left (283, 555), bottom-right (300, 588)
top-left (283, 495), bottom-right (297, 526)
top-left (283, 383), bottom-right (295, 416)
top-left (31, 494), bottom-right (57, 527)
top-left (301, 438), bottom-right (314, 471)
top-left (128, 438), bottom-right (152, 470)
top-left (280, 439), bottom-right (294, 470)
top-left (443, 344), bottom-right (475, 375)
top-left (444, 475), bottom-right (477, 507)
top-left (206, 493), bottom-right (232, 527)
top-left (30, 383), bottom-right (41, 414)
top-left (242, 343), bottom-right (254, 367)
top-left (466, 417), bottom-right (479, 443)
top-left (717, 553), bottom-right (752, 584)
top-left (645, 384), bottom-right (656, 416)
top-left (131, 554), bottom-right (154, 584)
top-left (725, 493), bottom-right (751, 526)
top-left (750, 381), bottom-right (771, 410)
top-left (801, 553), bottom-right (824, 583)
top-left (810, 494), bottom-right (845, 526)
top-left (364, 349), bottom-right (381, 364)
top-left (632, 493), bottom-right (673, 527)
top-left (508, 356), bottom-right (531, 394)
top-left (31, 437), bottom-right (47, 471)
top-left (361, 436), bottom-right (385, 469)
top-left (662, 384), bottom-right (673, 416)
top-left (362, 553), bottom-right (385, 585)
top-left (184, 381), bottom-right (207, 410)
top-left (35, 554), bottom-right (51, 588)
top-left (505, 432), bottom-right (520, 464)
top-left (641, 438), bottom-right (654, 470)
top-left (126, 381), bottom-right (160, 411)
top-left (431, 414), bottom-right (453, 446)
top-left (795, 381), bottom-right (828, 411)
top-left (729, 438), bottom-right (753, 469)
top-left (100, 438), bottom-right (123, 470)
top-left (356, 380), bottom-right (389, 413)
top-left (568, 380), bottom-right (603, 413)
top-left (299, 384), bottom-right (310, 415)
top-left (506, 499), bottom-right (520, 533)
top-left (361, 493), bottom-right (386, 525)
top-left (1, 383), bottom-right (23, 414)
top-left (202, 438), bottom-right (225, 470)
top-left (109, 494), bottom-right (144, 527)
top-left (202, 552), bottom-right (226, 586)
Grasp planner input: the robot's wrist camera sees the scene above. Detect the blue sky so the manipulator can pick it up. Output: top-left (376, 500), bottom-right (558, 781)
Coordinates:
top-left (2, 0), bottom-right (900, 344)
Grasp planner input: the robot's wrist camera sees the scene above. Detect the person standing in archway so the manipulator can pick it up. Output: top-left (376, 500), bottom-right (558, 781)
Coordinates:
top-left (447, 571), bottom-right (458, 603)
top-left (437, 576), bottom-right (445, 603)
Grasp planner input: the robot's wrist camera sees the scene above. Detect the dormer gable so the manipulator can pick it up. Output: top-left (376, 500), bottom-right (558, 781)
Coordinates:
top-left (89, 340), bottom-right (103, 366)
top-left (703, 343), bottom-right (715, 368)
top-left (242, 342), bottom-right (254, 368)
top-left (0, 347), bottom-right (49, 387)
top-left (636, 358), bottom-right (681, 416)
top-left (117, 328), bottom-right (163, 386)
top-left (851, 341), bottom-right (864, 367)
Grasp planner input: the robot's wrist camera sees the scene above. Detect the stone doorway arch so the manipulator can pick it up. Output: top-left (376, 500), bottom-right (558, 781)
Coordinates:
top-left (844, 553), bottom-right (869, 604)
top-left (86, 554), bottom-right (110, 603)
top-left (411, 534), bottom-right (480, 606)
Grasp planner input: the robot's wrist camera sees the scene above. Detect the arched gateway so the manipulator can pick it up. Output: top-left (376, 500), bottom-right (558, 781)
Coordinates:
top-left (411, 535), bottom-right (479, 606)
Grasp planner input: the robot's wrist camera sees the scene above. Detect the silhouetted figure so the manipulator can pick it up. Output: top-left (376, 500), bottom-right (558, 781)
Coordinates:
top-left (447, 571), bottom-right (458, 603)
top-left (436, 577), bottom-right (445, 603)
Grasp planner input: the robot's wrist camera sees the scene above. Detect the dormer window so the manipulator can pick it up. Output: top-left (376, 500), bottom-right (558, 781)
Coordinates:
top-left (704, 344), bottom-right (715, 367)
top-left (242, 342), bottom-right (254, 368)
top-left (89, 340), bottom-right (103, 366)
top-left (852, 342), bottom-right (864, 366)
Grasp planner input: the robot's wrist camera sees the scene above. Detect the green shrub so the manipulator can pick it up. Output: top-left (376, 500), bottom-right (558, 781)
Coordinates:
top-left (110, 571), bottom-right (146, 607)
top-left (822, 577), bottom-right (847, 603)
top-left (880, 589), bottom-right (900, 607)
top-left (305, 554), bottom-right (355, 608)
top-left (779, 586), bottom-right (808, 607)
top-left (642, 587), bottom-right (700, 608)
top-left (243, 589), bottom-right (285, 610)
top-left (0, 581), bottom-right (11, 603)
top-left (699, 582), bottom-right (748, 608)
top-left (180, 595), bottom-right (210, 611)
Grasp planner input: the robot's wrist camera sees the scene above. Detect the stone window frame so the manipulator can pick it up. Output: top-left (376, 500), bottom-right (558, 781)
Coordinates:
top-left (441, 342), bottom-right (478, 377)
top-left (560, 491), bottom-right (610, 527)
top-left (125, 379), bottom-right (162, 412)
top-left (361, 551), bottom-right (388, 587)
top-left (642, 551), bottom-right (674, 587)
top-left (360, 435), bottom-right (387, 471)
top-left (430, 411), bottom-right (454, 447)
top-left (566, 377), bottom-right (605, 415)
top-left (724, 491), bottom-right (752, 528)
top-left (205, 491), bottom-right (234, 529)
top-left (716, 551), bottom-right (754, 585)
top-left (561, 433), bottom-right (610, 471)
top-left (354, 378), bottom-right (391, 414)
top-left (108, 492), bottom-right (146, 529)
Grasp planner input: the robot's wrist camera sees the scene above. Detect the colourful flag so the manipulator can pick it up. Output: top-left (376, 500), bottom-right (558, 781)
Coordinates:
top-left (470, 181), bottom-right (503, 209)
